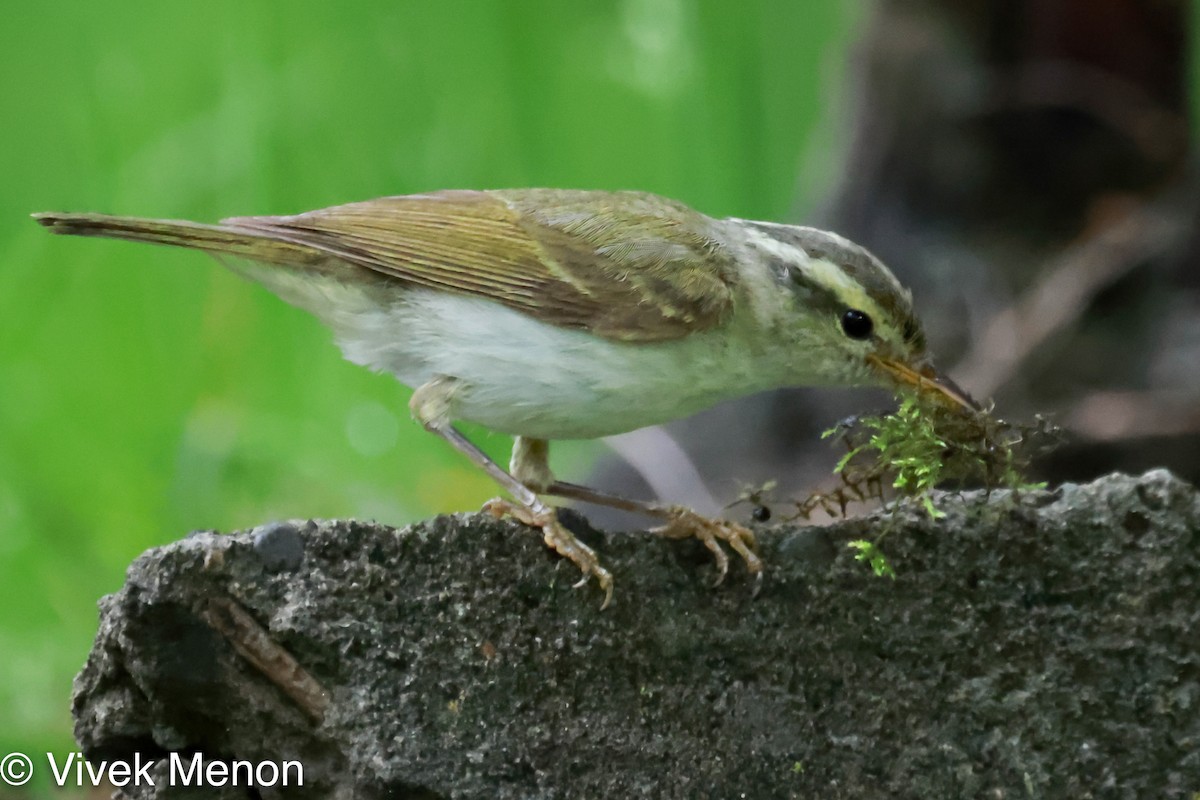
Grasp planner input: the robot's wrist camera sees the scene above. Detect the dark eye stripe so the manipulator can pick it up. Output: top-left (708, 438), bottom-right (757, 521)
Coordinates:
top-left (902, 318), bottom-right (926, 350)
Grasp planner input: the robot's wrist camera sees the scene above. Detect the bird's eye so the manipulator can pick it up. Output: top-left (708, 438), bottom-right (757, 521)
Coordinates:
top-left (840, 309), bottom-right (873, 340)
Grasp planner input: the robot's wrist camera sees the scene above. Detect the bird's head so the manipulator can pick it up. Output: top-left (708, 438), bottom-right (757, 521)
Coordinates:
top-left (735, 221), bottom-right (978, 412)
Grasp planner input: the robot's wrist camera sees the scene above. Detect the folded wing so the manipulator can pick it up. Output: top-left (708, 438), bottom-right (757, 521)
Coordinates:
top-left (224, 189), bottom-right (738, 342)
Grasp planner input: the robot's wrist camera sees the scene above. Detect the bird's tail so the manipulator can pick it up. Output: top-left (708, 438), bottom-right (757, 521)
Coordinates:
top-left (33, 212), bottom-right (327, 268)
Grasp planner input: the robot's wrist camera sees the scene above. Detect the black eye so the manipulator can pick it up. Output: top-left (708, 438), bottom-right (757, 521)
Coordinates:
top-left (841, 309), bottom-right (873, 340)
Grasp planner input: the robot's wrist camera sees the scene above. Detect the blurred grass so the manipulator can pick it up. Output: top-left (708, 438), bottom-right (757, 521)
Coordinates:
top-left (0, 0), bottom-right (858, 772)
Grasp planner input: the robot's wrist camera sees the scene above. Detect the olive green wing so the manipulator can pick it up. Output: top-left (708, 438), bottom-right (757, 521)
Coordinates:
top-left (223, 189), bottom-right (738, 342)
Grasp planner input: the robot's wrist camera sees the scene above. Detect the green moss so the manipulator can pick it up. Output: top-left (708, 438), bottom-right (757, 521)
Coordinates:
top-left (789, 396), bottom-right (1058, 576)
top-left (828, 397), bottom-right (1049, 505)
top-left (848, 540), bottom-right (897, 579)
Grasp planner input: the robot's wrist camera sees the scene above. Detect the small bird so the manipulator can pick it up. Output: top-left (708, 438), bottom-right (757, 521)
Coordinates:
top-left (35, 190), bottom-right (974, 606)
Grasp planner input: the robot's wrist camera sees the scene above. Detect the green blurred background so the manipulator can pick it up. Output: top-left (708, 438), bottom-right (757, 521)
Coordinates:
top-left (0, 0), bottom-right (859, 769)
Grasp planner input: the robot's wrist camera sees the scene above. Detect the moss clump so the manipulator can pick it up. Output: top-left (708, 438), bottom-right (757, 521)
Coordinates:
top-left (732, 397), bottom-right (1061, 576)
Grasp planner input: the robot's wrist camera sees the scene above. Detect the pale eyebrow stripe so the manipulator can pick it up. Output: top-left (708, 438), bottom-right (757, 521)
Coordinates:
top-left (740, 221), bottom-right (907, 323)
top-left (738, 224), bottom-right (854, 301)
top-left (743, 224), bottom-right (907, 339)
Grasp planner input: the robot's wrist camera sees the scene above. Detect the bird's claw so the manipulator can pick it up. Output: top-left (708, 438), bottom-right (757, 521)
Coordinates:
top-left (654, 507), bottom-right (763, 592)
top-left (482, 498), bottom-right (614, 609)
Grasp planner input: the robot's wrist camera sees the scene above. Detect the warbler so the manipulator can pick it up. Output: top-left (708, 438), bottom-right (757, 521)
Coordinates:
top-left (35, 190), bottom-right (975, 607)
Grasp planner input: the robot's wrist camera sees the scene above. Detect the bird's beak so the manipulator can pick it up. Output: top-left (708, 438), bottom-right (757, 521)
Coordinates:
top-left (867, 355), bottom-right (980, 413)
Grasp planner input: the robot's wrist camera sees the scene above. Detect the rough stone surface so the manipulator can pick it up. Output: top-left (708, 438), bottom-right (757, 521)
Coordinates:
top-left (74, 471), bottom-right (1200, 799)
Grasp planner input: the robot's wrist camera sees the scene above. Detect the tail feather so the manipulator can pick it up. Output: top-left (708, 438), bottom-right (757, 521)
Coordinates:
top-left (33, 212), bottom-right (326, 267)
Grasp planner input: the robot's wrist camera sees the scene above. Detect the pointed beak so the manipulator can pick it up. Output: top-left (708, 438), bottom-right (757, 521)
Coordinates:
top-left (867, 354), bottom-right (980, 413)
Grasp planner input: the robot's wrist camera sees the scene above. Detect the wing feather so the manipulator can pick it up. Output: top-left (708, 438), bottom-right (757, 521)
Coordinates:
top-left (224, 189), bottom-right (737, 342)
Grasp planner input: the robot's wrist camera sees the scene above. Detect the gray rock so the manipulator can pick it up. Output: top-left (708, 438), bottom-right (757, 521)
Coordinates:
top-left (250, 520), bottom-right (309, 572)
top-left (73, 471), bottom-right (1200, 798)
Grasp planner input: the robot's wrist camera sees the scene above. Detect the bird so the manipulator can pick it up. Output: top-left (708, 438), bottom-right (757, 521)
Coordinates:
top-left (35, 189), bottom-right (975, 607)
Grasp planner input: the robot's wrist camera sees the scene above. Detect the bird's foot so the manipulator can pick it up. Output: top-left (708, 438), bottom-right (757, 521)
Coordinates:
top-left (654, 507), bottom-right (763, 591)
top-left (482, 498), bottom-right (615, 609)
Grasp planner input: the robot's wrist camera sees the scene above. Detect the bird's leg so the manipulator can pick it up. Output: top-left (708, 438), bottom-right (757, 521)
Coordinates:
top-left (543, 479), bottom-right (763, 590)
top-left (509, 436), bottom-right (556, 492)
top-left (511, 434), bottom-right (761, 587)
top-left (409, 380), bottom-right (613, 607)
